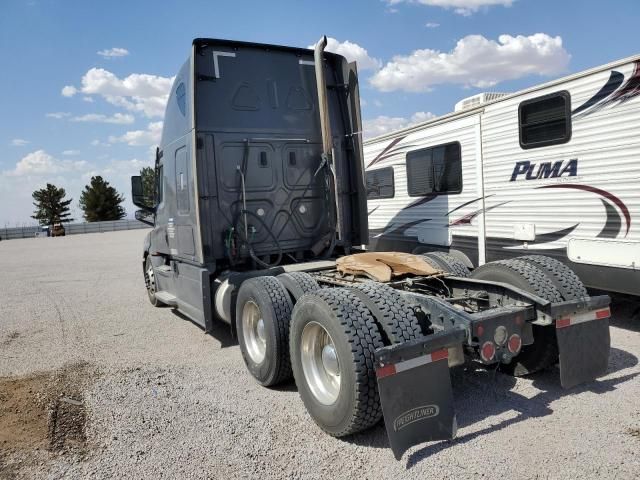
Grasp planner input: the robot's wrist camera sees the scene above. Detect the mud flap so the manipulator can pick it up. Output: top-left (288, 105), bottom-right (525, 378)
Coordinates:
top-left (556, 308), bottom-right (611, 389)
top-left (375, 329), bottom-right (465, 459)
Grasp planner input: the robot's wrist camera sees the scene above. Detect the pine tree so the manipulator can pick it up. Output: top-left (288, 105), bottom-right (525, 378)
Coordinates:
top-left (79, 176), bottom-right (126, 222)
top-left (31, 183), bottom-right (74, 226)
top-left (140, 166), bottom-right (156, 207)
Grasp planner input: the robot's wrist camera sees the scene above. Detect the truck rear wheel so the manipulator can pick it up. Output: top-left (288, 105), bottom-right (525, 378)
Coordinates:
top-left (349, 282), bottom-right (422, 344)
top-left (277, 272), bottom-right (320, 301)
top-left (422, 252), bottom-right (470, 277)
top-left (517, 255), bottom-right (588, 300)
top-left (470, 259), bottom-right (563, 376)
top-left (236, 276), bottom-right (293, 386)
top-left (290, 288), bottom-right (383, 437)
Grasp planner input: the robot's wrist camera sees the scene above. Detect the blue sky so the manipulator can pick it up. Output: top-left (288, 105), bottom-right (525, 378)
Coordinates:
top-left (1, 0), bottom-right (639, 225)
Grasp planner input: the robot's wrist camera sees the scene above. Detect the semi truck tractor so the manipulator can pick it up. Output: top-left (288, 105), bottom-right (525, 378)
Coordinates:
top-left (131, 37), bottom-right (612, 459)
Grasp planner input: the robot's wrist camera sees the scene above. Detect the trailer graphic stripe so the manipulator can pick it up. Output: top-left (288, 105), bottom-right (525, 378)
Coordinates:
top-left (538, 184), bottom-right (631, 236)
top-left (572, 70), bottom-right (624, 116)
top-left (367, 136), bottom-right (405, 168)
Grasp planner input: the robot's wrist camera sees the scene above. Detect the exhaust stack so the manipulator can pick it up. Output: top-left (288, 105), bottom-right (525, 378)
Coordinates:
top-left (313, 35), bottom-right (342, 240)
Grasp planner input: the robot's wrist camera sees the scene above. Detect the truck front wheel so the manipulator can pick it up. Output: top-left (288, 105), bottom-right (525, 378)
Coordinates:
top-left (236, 276), bottom-right (293, 387)
top-left (144, 256), bottom-right (162, 307)
top-left (290, 288), bottom-right (383, 437)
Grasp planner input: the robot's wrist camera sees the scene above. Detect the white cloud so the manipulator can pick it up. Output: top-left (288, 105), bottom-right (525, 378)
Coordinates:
top-left (10, 138), bottom-right (30, 147)
top-left (425, 22), bottom-right (440, 28)
top-left (97, 47), bottom-right (130, 58)
top-left (62, 85), bottom-right (78, 97)
top-left (373, 99), bottom-right (383, 107)
top-left (7, 150), bottom-right (88, 176)
top-left (71, 113), bottom-right (135, 124)
top-left (46, 112), bottom-right (71, 119)
top-left (91, 139), bottom-right (111, 147)
top-left (65, 67), bottom-right (173, 118)
top-left (386, 0), bottom-right (514, 16)
top-left (371, 33), bottom-right (570, 92)
top-left (363, 111), bottom-right (436, 138)
top-left (62, 150), bottom-right (80, 156)
top-left (308, 37), bottom-right (381, 70)
top-left (83, 96), bottom-right (94, 103)
top-left (108, 121), bottom-right (163, 146)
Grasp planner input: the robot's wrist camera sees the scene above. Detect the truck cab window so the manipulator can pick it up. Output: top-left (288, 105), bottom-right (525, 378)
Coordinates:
top-left (519, 91), bottom-right (571, 149)
top-left (366, 167), bottom-right (395, 199)
top-left (406, 142), bottom-right (462, 196)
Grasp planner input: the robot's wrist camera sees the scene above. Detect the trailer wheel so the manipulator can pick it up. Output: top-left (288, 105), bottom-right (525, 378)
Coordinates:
top-left (236, 276), bottom-right (293, 386)
top-left (349, 282), bottom-right (422, 344)
top-left (423, 252), bottom-right (470, 277)
top-left (470, 259), bottom-right (563, 376)
top-left (518, 255), bottom-right (588, 300)
top-left (144, 256), bottom-right (163, 307)
top-left (277, 272), bottom-right (320, 301)
top-left (290, 288), bottom-right (383, 437)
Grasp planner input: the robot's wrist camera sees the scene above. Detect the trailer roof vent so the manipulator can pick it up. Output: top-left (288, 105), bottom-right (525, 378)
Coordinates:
top-left (454, 92), bottom-right (509, 112)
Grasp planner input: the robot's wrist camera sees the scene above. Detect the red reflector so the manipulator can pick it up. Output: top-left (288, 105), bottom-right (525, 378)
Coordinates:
top-left (556, 317), bottom-right (571, 329)
top-left (508, 334), bottom-right (522, 354)
top-left (480, 342), bottom-right (495, 362)
top-left (476, 325), bottom-right (484, 337)
top-left (430, 348), bottom-right (449, 362)
top-left (595, 308), bottom-right (610, 319)
top-left (376, 363), bottom-right (396, 379)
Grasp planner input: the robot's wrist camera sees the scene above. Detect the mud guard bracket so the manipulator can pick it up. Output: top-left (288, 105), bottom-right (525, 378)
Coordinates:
top-left (375, 328), bottom-right (465, 459)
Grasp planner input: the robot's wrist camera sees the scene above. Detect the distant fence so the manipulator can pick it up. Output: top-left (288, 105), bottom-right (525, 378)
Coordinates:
top-left (0, 219), bottom-right (151, 241)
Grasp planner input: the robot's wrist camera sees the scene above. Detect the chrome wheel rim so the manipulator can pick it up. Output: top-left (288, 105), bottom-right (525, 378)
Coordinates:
top-left (242, 300), bottom-right (266, 364)
top-left (300, 322), bottom-right (341, 405)
top-left (145, 260), bottom-right (156, 296)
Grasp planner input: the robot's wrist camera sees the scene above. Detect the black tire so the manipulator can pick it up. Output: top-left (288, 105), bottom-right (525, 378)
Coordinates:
top-left (517, 255), bottom-right (588, 300)
top-left (424, 252), bottom-right (470, 277)
top-left (290, 288), bottom-right (383, 437)
top-left (144, 256), bottom-right (163, 307)
top-left (470, 259), bottom-right (563, 376)
top-left (349, 282), bottom-right (422, 344)
top-left (277, 272), bottom-right (320, 301)
top-left (236, 276), bottom-right (293, 387)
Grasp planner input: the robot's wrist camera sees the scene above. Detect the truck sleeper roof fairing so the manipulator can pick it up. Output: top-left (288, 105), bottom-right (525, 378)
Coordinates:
top-left (157, 38), bottom-right (368, 269)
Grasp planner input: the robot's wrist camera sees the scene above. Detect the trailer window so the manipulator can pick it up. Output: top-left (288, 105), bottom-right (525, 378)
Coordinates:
top-left (406, 142), bottom-right (462, 196)
top-left (366, 167), bottom-right (394, 200)
top-left (519, 91), bottom-right (571, 149)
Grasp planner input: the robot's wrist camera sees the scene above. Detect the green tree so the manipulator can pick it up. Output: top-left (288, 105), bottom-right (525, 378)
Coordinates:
top-left (79, 176), bottom-right (126, 222)
top-left (140, 166), bottom-right (156, 207)
top-left (31, 183), bottom-right (74, 226)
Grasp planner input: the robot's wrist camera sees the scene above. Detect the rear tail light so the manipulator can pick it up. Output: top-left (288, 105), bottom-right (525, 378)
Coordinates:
top-left (480, 342), bottom-right (496, 362)
top-left (508, 334), bottom-right (522, 354)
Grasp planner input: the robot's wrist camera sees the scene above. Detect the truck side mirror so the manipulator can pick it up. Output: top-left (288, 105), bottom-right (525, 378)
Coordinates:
top-left (131, 175), bottom-right (155, 212)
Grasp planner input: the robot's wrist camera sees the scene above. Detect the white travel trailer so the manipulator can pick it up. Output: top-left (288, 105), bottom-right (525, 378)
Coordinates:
top-left (364, 54), bottom-right (640, 296)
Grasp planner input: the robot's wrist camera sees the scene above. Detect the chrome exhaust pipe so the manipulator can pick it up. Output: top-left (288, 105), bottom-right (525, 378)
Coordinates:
top-left (313, 35), bottom-right (342, 240)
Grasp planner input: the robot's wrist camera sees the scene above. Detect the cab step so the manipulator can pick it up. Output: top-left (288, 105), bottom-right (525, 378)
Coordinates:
top-left (154, 291), bottom-right (177, 306)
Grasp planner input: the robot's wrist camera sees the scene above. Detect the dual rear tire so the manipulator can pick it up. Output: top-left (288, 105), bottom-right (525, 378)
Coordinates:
top-left (470, 256), bottom-right (587, 376)
top-left (235, 273), bottom-right (420, 437)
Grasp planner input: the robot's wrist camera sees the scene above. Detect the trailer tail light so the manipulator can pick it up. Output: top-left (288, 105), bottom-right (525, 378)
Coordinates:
top-left (480, 342), bottom-right (495, 362)
top-left (508, 334), bottom-right (522, 354)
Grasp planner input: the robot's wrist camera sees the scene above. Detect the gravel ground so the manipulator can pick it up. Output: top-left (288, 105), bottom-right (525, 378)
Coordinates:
top-left (0, 229), bottom-right (639, 479)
